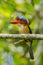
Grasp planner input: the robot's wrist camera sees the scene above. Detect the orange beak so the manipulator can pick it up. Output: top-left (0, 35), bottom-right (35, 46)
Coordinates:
top-left (10, 20), bottom-right (20, 24)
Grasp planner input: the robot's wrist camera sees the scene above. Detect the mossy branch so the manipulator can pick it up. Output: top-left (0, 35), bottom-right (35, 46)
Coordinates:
top-left (0, 34), bottom-right (43, 40)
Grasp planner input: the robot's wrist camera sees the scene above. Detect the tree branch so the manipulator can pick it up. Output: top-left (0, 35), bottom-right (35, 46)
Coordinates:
top-left (14, 40), bottom-right (25, 44)
top-left (0, 34), bottom-right (43, 40)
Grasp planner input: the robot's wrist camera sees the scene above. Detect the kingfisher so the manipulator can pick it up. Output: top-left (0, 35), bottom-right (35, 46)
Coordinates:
top-left (10, 15), bottom-right (34, 59)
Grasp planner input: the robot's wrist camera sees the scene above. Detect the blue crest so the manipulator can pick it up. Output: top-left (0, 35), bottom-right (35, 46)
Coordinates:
top-left (17, 14), bottom-right (27, 22)
top-left (20, 16), bottom-right (27, 22)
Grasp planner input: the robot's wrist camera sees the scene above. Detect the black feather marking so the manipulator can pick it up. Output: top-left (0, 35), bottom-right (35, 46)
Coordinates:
top-left (28, 26), bottom-right (32, 34)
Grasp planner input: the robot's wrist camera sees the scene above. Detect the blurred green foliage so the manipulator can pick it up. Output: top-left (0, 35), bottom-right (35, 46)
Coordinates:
top-left (0, 0), bottom-right (43, 65)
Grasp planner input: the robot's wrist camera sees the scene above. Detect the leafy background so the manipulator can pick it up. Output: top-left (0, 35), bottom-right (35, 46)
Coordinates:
top-left (0, 0), bottom-right (43, 65)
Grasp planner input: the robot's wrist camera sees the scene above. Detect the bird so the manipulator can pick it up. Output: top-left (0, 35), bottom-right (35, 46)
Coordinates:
top-left (10, 15), bottom-right (34, 59)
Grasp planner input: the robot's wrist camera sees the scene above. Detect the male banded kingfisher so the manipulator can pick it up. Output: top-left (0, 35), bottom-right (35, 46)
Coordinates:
top-left (10, 14), bottom-right (34, 59)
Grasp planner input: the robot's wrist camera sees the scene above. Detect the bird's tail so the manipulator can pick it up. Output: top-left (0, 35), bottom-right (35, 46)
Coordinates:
top-left (29, 41), bottom-right (34, 59)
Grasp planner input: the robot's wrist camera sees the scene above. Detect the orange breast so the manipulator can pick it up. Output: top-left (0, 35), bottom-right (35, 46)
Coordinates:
top-left (19, 25), bottom-right (29, 34)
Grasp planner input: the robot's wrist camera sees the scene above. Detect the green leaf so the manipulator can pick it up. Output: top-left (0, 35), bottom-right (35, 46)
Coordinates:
top-left (34, 0), bottom-right (40, 4)
top-left (25, 4), bottom-right (34, 13)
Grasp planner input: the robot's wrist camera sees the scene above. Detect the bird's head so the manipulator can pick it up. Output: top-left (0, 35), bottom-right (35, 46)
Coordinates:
top-left (10, 15), bottom-right (28, 25)
top-left (20, 16), bottom-right (28, 25)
